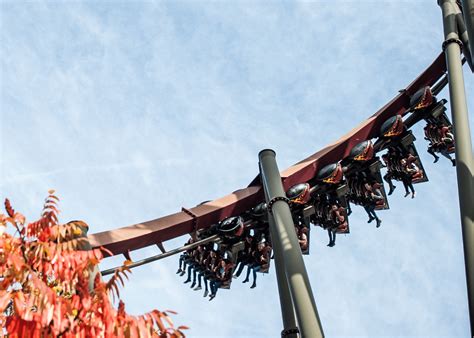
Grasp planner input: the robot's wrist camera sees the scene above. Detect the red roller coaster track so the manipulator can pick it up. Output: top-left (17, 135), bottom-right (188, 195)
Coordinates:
top-left (87, 52), bottom-right (447, 257)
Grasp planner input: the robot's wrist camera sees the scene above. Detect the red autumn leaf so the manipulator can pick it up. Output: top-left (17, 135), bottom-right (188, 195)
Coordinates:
top-left (0, 290), bottom-right (11, 312)
top-left (5, 198), bottom-right (15, 218)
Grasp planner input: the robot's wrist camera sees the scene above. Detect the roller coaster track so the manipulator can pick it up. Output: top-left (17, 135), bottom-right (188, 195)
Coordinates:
top-left (87, 52), bottom-right (448, 259)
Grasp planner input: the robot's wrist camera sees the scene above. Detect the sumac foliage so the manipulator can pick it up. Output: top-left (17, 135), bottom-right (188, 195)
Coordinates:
top-left (0, 191), bottom-right (187, 337)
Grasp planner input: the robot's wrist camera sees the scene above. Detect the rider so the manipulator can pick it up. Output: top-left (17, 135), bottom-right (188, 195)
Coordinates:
top-left (327, 203), bottom-right (348, 247)
top-left (242, 241), bottom-right (272, 289)
top-left (382, 154), bottom-right (397, 195)
top-left (233, 235), bottom-right (255, 278)
top-left (209, 259), bottom-right (232, 301)
top-left (400, 155), bottom-right (422, 198)
top-left (176, 237), bottom-right (194, 275)
top-left (363, 182), bottom-right (383, 228)
top-left (298, 227), bottom-right (309, 252)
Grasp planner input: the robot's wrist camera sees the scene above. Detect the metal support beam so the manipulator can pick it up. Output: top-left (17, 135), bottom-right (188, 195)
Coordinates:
top-left (461, 0), bottom-right (474, 68)
top-left (439, 0), bottom-right (474, 335)
top-left (267, 207), bottom-right (299, 338)
top-left (259, 149), bottom-right (324, 338)
top-left (100, 234), bottom-right (220, 276)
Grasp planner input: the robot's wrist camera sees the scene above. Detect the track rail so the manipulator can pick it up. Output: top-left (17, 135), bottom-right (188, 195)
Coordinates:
top-left (88, 53), bottom-right (447, 257)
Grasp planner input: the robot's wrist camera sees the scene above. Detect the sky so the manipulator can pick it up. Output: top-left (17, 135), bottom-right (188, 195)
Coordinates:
top-left (1, 1), bottom-right (473, 337)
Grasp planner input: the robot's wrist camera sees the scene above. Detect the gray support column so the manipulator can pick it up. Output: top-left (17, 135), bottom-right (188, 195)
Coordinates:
top-left (259, 149), bottom-right (324, 338)
top-left (439, 1), bottom-right (474, 335)
top-left (461, 0), bottom-right (474, 55)
top-left (267, 211), bottom-right (299, 338)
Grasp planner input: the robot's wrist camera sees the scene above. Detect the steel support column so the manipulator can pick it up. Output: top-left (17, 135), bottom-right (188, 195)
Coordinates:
top-left (461, 0), bottom-right (474, 57)
top-left (259, 149), bottom-right (324, 338)
top-left (267, 210), bottom-right (299, 338)
top-left (439, 0), bottom-right (474, 335)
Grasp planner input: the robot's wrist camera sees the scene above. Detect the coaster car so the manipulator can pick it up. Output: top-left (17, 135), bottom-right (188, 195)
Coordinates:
top-left (424, 123), bottom-right (454, 146)
top-left (408, 87), bottom-right (455, 164)
top-left (217, 216), bottom-right (244, 237)
top-left (311, 193), bottom-right (350, 234)
top-left (317, 162), bottom-right (344, 184)
top-left (377, 127), bottom-right (429, 185)
top-left (425, 122), bottom-right (455, 158)
top-left (380, 115), bottom-right (405, 138)
top-left (250, 202), bottom-right (267, 219)
top-left (345, 179), bottom-right (389, 211)
top-left (381, 136), bottom-right (429, 201)
top-left (314, 163), bottom-right (349, 207)
top-left (349, 140), bottom-right (375, 162)
top-left (410, 86), bottom-right (435, 111)
top-left (286, 183), bottom-right (311, 205)
top-left (403, 85), bottom-right (448, 131)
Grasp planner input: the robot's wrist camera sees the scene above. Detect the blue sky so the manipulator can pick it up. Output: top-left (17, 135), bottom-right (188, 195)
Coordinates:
top-left (1, 1), bottom-right (473, 337)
